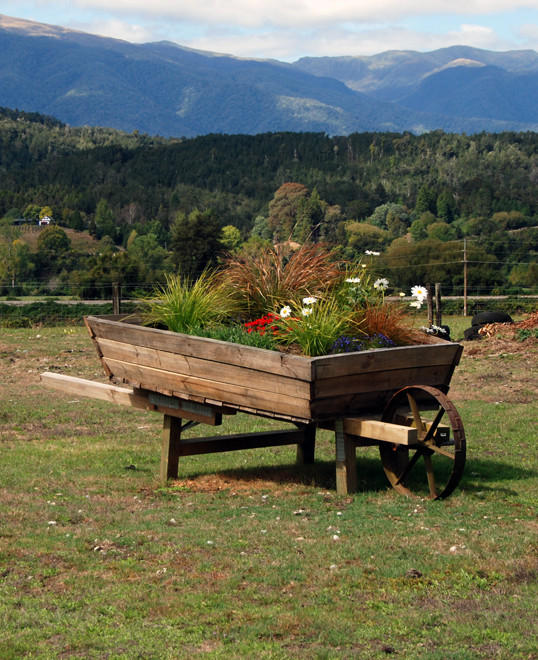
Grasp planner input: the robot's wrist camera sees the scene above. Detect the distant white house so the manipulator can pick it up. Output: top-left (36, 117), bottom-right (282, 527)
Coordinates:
top-left (39, 216), bottom-right (52, 226)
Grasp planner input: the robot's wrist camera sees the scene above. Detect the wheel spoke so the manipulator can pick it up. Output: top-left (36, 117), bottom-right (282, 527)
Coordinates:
top-left (424, 454), bottom-right (438, 498)
top-left (407, 393), bottom-right (424, 435)
top-left (395, 448), bottom-right (422, 485)
top-left (421, 443), bottom-right (456, 460)
top-left (422, 407), bottom-right (445, 444)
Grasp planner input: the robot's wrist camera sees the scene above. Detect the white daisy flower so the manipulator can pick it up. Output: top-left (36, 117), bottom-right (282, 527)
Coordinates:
top-left (280, 305), bottom-right (292, 318)
top-left (302, 296), bottom-right (317, 305)
top-left (373, 278), bottom-right (389, 290)
top-left (345, 277), bottom-right (361, 284)
top-left (301, 307), bottom-right (313, 316)
top-left (411, 285), bottom-right (428, 301)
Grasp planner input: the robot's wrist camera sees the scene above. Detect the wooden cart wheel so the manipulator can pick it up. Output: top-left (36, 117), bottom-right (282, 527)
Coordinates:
top-left (380, 385), bottom-right (466, 500)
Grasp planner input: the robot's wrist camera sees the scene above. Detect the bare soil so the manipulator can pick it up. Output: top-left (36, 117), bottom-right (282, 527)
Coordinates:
top-left (449, 312), bottom-right (538, 405)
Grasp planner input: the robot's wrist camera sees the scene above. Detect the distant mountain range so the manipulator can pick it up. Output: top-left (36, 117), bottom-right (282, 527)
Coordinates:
top-left (1, 14), bottom-right (537, 137)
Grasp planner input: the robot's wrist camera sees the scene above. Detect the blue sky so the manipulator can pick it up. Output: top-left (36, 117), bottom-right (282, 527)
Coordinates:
top-left (0, 0), bottom-right (537, 61)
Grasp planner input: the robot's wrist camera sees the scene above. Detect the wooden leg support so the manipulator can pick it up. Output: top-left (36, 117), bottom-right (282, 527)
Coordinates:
top-left (334, 418), bottom-right (357, 495)
top-left (160, 414), bottom-right (183, 484)
top-left (296, 424), bottom-right (316, 465)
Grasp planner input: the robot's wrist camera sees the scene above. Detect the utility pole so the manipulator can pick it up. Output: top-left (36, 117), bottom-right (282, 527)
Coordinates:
top-left (463, 238), bottom-right (468, 317)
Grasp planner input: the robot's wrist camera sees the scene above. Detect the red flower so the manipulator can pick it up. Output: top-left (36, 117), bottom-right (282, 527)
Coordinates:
top-left (244, 313), bottom-right (280, 335)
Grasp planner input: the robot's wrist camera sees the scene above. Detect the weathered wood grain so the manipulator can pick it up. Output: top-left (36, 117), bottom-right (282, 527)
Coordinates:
top-left (85, 315), bottom-right (462, 423)
top-left (103, 357), bottom-right (313, 420)
top-left (86, 316), bottom-right (313, 380)
top-left (97, 337), bottom-right (310, 398)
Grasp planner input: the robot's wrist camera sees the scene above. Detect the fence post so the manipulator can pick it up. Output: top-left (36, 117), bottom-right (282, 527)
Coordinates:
top-left (435, 283), bottom-right (442, 326)
top-left (112, 282), bottom-right (121, 315)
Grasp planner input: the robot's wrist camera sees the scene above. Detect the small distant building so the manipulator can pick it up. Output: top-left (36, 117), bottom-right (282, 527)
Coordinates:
top-left (39, 216), bottom-right (52, 226)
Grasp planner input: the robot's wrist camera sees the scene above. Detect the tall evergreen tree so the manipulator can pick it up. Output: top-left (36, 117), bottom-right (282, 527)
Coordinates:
top-left (170, 209), bottom-right (223, 277)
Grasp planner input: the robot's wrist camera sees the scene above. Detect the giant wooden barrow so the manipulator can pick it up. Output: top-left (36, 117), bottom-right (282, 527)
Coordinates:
top-left (42, 315), bottom-right (467, 499)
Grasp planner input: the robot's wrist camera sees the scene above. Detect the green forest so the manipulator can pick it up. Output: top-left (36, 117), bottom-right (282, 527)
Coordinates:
top-left (0, 107), bottom-right (537, 299)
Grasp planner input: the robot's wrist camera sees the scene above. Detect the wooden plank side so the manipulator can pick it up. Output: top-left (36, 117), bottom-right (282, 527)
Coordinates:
top-left (103, 358), bottom-right (313, 420)
top-left (96, 337), bottom-right (310, 398)
top-left (312, 343), bottom-right (462, 380)
top-left (86, 316), bottom-right (313, 381)
top-left (313, 390), bottom-right (392, 419)
top-left (314, 363), bottom-right (456, 399)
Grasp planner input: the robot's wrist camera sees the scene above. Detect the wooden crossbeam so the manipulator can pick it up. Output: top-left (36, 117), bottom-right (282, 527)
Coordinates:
top-left (321, 417), bottom-right (419, 446)
top-left (170, 429), bottom-right (309, 457)
top-left (342, 417), bottom-right (419, 445)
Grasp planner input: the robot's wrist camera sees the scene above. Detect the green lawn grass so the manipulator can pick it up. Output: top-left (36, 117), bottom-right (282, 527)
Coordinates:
top-left (0, 323), bottom-right (536, 659)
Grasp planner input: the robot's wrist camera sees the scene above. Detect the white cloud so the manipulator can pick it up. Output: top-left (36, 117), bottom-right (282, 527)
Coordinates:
top-left (81, 19), bottom-right (154, 43)
top-left (49, 0), bottom-right (538, 29)
top-left (185, 23), bottom-right (513, 61)
top-left (3, 0), bottom-right (538, 59)
top-left (518, 22), bottom-right (538, 46)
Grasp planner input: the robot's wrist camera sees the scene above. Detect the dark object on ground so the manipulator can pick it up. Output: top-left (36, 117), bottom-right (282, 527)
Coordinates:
top-left (464, 325), bottom-right (483, 340)
top-left (438, 324), bottom-right (451, 339)
top-left (472, 311), bottom-right (514, 325)
top-left (464, 311), bottom-right (514, 340)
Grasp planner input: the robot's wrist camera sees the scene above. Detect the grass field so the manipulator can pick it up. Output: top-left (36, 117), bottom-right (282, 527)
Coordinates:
top-left (0, 319), bottom-right (536, 659)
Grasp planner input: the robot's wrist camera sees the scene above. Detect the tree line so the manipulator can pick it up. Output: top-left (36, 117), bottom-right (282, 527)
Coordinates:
top-left (0, 108), bottom-right (537, 298)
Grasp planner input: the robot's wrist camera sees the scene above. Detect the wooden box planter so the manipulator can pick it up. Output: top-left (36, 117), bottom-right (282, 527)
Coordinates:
top-left (84, 315), bottom-right (463, 424)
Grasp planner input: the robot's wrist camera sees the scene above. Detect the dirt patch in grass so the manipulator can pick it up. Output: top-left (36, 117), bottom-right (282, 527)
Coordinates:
top-left (450, 315), bottom-right (537, 404)
top-left (169, 470), bottom-right (318, 494)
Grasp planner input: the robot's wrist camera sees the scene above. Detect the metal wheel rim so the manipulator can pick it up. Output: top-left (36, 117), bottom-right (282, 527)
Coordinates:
top-left (380, 385), bottom-right (466, 500)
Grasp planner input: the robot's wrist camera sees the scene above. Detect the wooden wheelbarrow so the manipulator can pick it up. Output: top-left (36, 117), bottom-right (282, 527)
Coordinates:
top-left (42, 315), bottom-right (466, 499)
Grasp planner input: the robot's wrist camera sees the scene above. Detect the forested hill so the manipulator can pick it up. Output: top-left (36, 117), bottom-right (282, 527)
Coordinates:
top-left (1, 108), bottom-right (537, 298)
top-left (1, 108), bottom-right (537, 225)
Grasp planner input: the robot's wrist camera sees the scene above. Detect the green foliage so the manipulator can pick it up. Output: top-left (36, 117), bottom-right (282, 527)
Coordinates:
top-left (0, 220), bottom-right (33, 287)
top-left (93, 199), bottom-right (116, 240)
top-left (0, 109), bottom-right (536, 298)
top-left (36, 225), bottom-right (71, 256)
top-left (170, 209), bottom-right (224, 278)
top-left (221, 225), bottom-right (242, 252)
top-left (345, 221), bottom-right (390, 257)
top-left (126, 233), bottom-right (168, 275)
top-left (276, 296), bottom-right (358, 356)
top-left (140, 271), bottom-right (234, 334)
top-left (516, 327), bottom-right (538, 341)
top-left (194, 322), bottom-right (279, 350)
top-left (267, 182), bottom-right (309, 241)
top-left (38, 205), bottom-right (54, 220)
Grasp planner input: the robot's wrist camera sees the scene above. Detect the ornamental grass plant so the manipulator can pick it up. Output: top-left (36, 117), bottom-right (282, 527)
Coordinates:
top-left (221, 243), bottom-right (343, 319)
top-left (275, 296), bottom-right (361, 357)
top-left (139, 270), bottom-right (234, 334)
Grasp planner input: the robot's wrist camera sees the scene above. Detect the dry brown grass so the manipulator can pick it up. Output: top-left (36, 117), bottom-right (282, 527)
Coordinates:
top-left (221, 243), bottom-right (344, 319)
top-left (355, 300), bottom-right (418, 345)
top-left (18, 226), bottom-right (101, 253)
